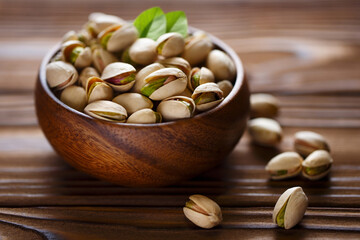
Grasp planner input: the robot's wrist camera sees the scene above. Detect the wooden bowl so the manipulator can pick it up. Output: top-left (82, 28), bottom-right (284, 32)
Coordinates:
top-left (35, 31), bottom-right (250, 187)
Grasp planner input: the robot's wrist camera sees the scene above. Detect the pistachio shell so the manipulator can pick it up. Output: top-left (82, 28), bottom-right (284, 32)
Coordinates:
top-left (84, 100), bottom-right (127, 122)
top-left (179, 87), bottom-right (193, 98)
top-left (265, 152), bottom-right (303, 180)
top-left (191, 82), bottom-right (224, 111)
top-left (156, 32), bottom-right (185, 58)
top-left (85, 77), bottom-right (113, 103)
top-left (79, 67), bottom-right (100, 88)
top-left (132, 63), bottom-right (164, 93)
top-left (206, 49), bottom-right (236, 81)
top-left (61, 40), bottom-right (85, 64)
top-left (182, 31), bottom-right (213, 66)
top-left (60, 85), bottom-right (87, 111)
top-left (112, 93), bottom-right (153, 115)
top-left (188, 67), bottom-right (215, 91)
top-left (128, 38), bottom-right (157, 65)
top-left (294, 131), bottom-right (330, 157)
top-left (273, 187), bottom-right (308, 229)
top-left (92, 46), bottom-right (118, 73)
top-left (74, 46), bottom-right (92, 69)
top-left (127, 109), bottom-right (161, 124)
top-left (46, 61), bottom-right (78, 90)
top-left (101, 62), bottom-right (136, 92)
top-left (99, 24), bottom-right (138, 52)
top-left (88, 12), bottom-right (125, 34)
top-left (62, 30), bottom-right (78, 43)
top-left (157, 96), bottom-right (195, 121)
top-left (157, 57), bottom-right (191, 78)
top-left (248, 118), bottom-right (282, 147)
top-left (250, 93), bottom-right (279, 119)
top-left (217, 80), bottom-right (233, 98)
top-left (302, 150), bottom-right (333, 180)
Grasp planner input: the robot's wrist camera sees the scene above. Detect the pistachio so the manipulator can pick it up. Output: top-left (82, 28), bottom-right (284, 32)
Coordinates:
top-left (46, 61), bottom-right (78, 90)
top-left (188, 67), bottom-right (215, 91)
top-left (62, 30), bottom-right (78, 43)
top-left (79, 67), bottom-right (100, 88)
top-left (113, 93), bottom-right (153, 115)
top-left (98, 23), bottom-right (138, 52)
top-left (182, 31), bottom-right (213, 66)
top-left (140, 68), bottom-right (187, 101)
top-left (294, 131), bottom-right (330, 157)
top-left (132, 63), bottom-right (164, 94)
top-left (250, 93), bottom-right (279, 119)
top-left (91, 45), bottom-right (118, 73)
top-left (87, 12), bottom-right (126, 36)
top-left (191, 83), bottom-right (224, 112)
top-left (302, 150), bottom-right (333, 180)
top-left (273, 187), bottom-right (308, 229)
top-left (101, 62), bottom-right (136, 92)
top-left (248, 118), bottom-right (282, 147)
top-left (127, 109), bottom-right (162, 124)
top-left (157, 96), bottom-right (195, 121)
top-left (179, 87), bottom-right (193, 98)
top-left (265, 152), bottom-right (303, 180)
top-left (60, 85), bottom-right (87, 112)
top-left (84, 100), bottom-right (127, 122)
top-left (61, 40), bottom-right (92, 68)
top-left (85, 76), bottom-right (113, 103)
top-left (156, 32), bottom-right (185, 58)
top-left (217, 80), bottom-right (233, 98)
top-left (157, 57), bottom-right (191, 78)
top-left (183, 194), bottom-right (222, 229)
top-left (127, 38), bottom-right (157, 65)
top-left (206, 49), bottom-right (236, 81)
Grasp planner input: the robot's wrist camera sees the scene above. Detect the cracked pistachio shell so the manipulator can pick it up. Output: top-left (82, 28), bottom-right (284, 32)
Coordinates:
top-left (79, 67), bottom-right (100, 88)
top-left (84, 100), bottom-right (127, 122)
top-left (248, 118), bottom-right (282, 147)
top-left (101, 62), bottom-right (136, 92)
top-left (132, 63), bottom-right (164, 94)
top-left (85, 76), bottom-right (113, 103)
top-left (128, 38), bottom-right (157, 65)
top-left (302, 150), bottom-right (333, 180)
top-left (294, 131), bottom-right (330, 157)
top-left (273, 187), bottom-right (308, 229)
top-left (87, 12), bottom-right (126, 35)
top-left (156, 32), bottom-right (185, 58)
top-left (46, 61), bottom-right (78, 90)
top-left (112, 93), bottom-right (153, 115)
top-left (61, 40), bottom-right (92, 69)
top-left (157, 57), bottom-right (191, 78)
top-left (127, 109), bottom-right (162, 124)
top-left (206, 49), bottom-right (236, 82)
top-left (157, 96), bottom-right (195, 121)
top-left (265, 152), bottom-right (303, 180)
top-left (98, 24), bottom-right (138, 52)
top-left (188, 67), bottom-right (215, 91)
top-left (182, 31), bottom-right (213, 66)
top-left (183, 194), bottom-right (222, 229)
top-left (142, 68), bottom-right (187, 101)
top-left (217, 80), bottom-right (233, 98)
top-left (60, 85), bottom-right (87, 112)
top-left (191, 82), bottom-right (224, 112)
top-left (250, 93), bottom-right (279, 119)
top-left (91, 46), bottom-right (118, 73)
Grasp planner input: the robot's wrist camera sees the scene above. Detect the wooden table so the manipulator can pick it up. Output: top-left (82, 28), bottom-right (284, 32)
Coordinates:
top-left (1, 0), bottom-right (360, 239)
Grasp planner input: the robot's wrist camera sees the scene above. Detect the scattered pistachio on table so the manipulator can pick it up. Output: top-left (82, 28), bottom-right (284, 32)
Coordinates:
top-left (250, 93), bottom-right (279, 119)
top-left (302, 150), bottom-right (333, 180)
top-left (265, 152), bottom-right (303, 180)
top-left (248, 118), bottom-right (282, 147)
top-left (294, 131), bottom-right (330, 157)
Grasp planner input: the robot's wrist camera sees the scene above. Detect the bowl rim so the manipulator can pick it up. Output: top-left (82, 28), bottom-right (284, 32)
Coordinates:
top-left (38, 26), bottom-right (245, 127)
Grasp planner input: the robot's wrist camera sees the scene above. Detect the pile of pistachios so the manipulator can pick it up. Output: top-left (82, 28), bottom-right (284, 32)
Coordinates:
top-left (45, 9), bottom-right (236, 124)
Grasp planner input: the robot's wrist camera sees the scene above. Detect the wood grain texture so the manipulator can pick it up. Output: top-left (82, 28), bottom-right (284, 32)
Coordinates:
top-left (1, 0), bottom-right (360, 238)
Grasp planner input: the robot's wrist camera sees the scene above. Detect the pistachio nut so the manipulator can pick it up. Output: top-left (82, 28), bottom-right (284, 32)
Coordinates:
top-left (188, 67), bottom-right (215, 91)
top-left (132, 63), bottom-right (164, 93)
top-left (302, 150), bottom-right (333, 180)
top-left (127, 109), bottom-right (162, 124)
top-left (183, 194), bottom-right (222, 229)
top-left (156, 32), bottom-right (185, 58)
top-left (157, 96), bottom-right (195, 121)
top-left (294, 131), bottom-right (330, 157)
top-left (60, 85), bottom-right (87, 112)
top-left (79, 67), bottom-right (100, 88)
top-left (112, 93), bottom-right (153, 115)
top-left (250, 93), bottom-right (279, 119)
top-left (182, 31), bottom-right (213, 66)
top-left (101, 62), bottom-right (136, 92)
top-left (61, 40), bottom-right (92, 69)
top-left (206, 49), bottom-right (236, 81)
top-left (98, 23), bottom-right (138, 52)
top-left (91, 45), bottom-right (118, 73)
top-left (273, 187), bottom-right (308, 229)
top-left (62, 30), bottom-right (92, 45)
top-left (248, 118), bottom-right (282, 147)
top-left (46, 61), bottom-right (78, 90)
top-left (140, 68), bottom-right (187, 101)
top-left (217, 80), bottom-right (233, 98)
top-left (84, 100), bottom-right (127, 122)
top-left (62, 30), bottom-right (78, 43)
top-left (85, 76), bottom-right (113, 103)
top-left (191, 82), bottom-right (224, 112)
top-left (265, 152), bottom-right (303, 180)
top-left (126, 38), bottom-right (157, 65)
top-left (87, 12), bottom-right (126, 36)
top-left (157, 57), bottom-right (191, 78)
top-left (179, 87), bottom-right (193, 98)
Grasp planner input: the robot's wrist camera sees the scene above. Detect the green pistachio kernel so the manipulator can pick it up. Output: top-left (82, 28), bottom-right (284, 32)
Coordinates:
top-left (140, 77), bottom-right (166, 97)
top-left (70, 46), bottom-right (83, 64)
top-left (101, 32), bottom-right (113, 49)
top-left (304, 164), bottom-right (331, 176)
top-left (157, 41), bottom-right (166, 55)
top-left (191, 71), bottom-right (201, 89)
top-left (155, 112), bottom-right (162, 123)
top-left (276, 199), bottom-right (289, 228)
top-left (194, 92), bottom-right (217, 105)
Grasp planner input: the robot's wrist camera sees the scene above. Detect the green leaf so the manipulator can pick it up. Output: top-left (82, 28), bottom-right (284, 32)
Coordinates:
top-left (133, 7), bottom-right (166, 40)
top-left (165, 11), bottom-right (188, 38)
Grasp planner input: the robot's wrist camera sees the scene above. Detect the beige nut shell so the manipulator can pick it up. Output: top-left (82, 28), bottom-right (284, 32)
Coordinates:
top-left (127, 109), bottom-right (160, 124)
top-left (113, 93), bottom-right (153, 115)
top-left (84, 100), bottom-right (127, 122)
top-left (182, 31), bottom-right (213, 66)
top-left (46, 61), bottom-right (78, 90)
top-left (156, 32), bottom-right (185, 58)
top-left (188, 67), bottom-right (215, 91)
top-left (129, 38), bottom-right (157, 65)
top-left (192, 82), bottom-right (224, 112)
top-left (265, 152), bottom-right (303, 180)
top-left (248, 118), bottom-right (282, 147)
top-left (157, 96), bottom-right (195, 121)
top-left (294, 131), bottom-right (330, 157)
top-left (206, 49), bottom-right (236, 81)
top-left (302, 150), bottom-right (333, 180)
top-left (101, 62), bottom-right (136, 92)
